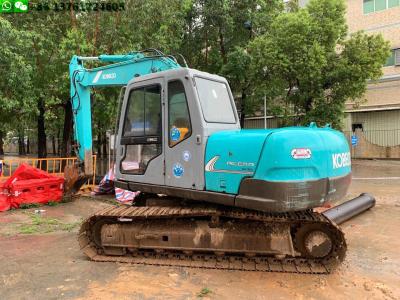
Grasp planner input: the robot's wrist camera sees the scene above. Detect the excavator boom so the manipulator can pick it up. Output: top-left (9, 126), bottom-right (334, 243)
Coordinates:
top-left (66, 50), bottom-right (180, 193)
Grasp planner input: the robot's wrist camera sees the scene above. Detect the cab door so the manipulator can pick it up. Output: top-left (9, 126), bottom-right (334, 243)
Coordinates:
top-left (116, 77), bottom-right (165, 185)
top-left (164, 79), bottom-right (202, 189)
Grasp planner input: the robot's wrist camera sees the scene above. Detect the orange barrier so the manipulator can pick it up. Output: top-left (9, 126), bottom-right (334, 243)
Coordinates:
top-left (0, 156), bottom-right (97, 191)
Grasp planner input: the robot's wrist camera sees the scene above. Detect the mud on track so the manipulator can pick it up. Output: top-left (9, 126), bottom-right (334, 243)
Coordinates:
top-left (0, 159), bottom-right (399, 300)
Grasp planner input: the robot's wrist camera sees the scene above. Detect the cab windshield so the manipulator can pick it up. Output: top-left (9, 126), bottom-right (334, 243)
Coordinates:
top-left (194, 77), bottom-right (236, 123)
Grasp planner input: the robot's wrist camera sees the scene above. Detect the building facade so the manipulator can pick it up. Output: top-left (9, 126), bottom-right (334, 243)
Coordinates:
top-left (344, 0), bottom-right (400, 150)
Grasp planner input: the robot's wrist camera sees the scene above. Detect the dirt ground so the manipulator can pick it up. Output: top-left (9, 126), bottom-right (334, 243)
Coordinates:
top-left (1, 159), bottom-right (399, 300)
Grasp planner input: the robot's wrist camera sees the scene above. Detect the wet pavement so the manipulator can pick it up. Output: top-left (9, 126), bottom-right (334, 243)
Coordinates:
top-left (0, 159), bottom-right (399, 300)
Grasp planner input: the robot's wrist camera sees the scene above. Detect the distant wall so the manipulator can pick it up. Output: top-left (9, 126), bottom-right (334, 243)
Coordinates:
top-left (346, 129), bottom-right (400, 159)
top-left (244, 118), bottom-right (400, 159)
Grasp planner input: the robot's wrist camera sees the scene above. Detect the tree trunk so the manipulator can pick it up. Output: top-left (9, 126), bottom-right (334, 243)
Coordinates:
top-left (204, 30), bottom-right (208, 67)
top-left (57, 129), bottom-right (61, 155)
top-left (97, 128), bottom-right (102, 157)
top-left (52, 136), bottom-right (56, 155)
top-left (240, 90), bottom-right (246, 128)
top-left (69, 0), bottom-right (77, 28)
top-left (26, 136), bottom-right (30, 154)
top-left (0, 130), bottom-right (4, 156)
top-left (218, 27), bottom-right (227, 64)
top-left (37, 98), bottom-right (47, 159)
top-left (102, 131), bottom-right (107, 158)
top-left (62, 101), bottom-right (73, 157)
top-left (18, 130), bottom-right (26, 156)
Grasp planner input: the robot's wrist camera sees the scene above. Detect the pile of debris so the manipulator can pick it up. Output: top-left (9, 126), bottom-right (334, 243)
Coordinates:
top-left (92, 166), bottom-right (139, 205)
top-left (0, 164), bottom-right (64, 212)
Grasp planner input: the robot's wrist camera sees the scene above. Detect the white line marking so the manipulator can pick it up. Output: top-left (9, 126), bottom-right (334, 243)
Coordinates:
top-left (92, 71), bottom-right (102, 83)
top-left (353, 177), bottom-right (400, 180)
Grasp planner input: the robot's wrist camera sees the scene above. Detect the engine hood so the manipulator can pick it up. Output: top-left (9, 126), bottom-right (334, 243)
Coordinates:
top-left (204, 125), bottom-right (351, 195)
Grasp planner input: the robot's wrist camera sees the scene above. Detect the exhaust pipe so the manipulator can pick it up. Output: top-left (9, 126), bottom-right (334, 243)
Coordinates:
top-left (323, 193), bottom-right (376, 225)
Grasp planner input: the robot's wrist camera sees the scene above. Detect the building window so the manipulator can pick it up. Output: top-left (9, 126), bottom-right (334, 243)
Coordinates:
top-left (363, 0), bottom-right (374, 13)
top-left (352, 123), bottom-right (363, 132)
top-left (363, 0), bottom-right (400, 14)
top-left (376, 0), bottom-right (387, 11)
top-left (384, 49), bottom-right (400, 67)
top-left (389, 0), bottom-right (400, 8)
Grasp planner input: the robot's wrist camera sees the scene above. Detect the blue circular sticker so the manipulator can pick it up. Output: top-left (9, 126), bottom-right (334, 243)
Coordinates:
top-left (173, 163), bottom-right (184, 178)
top-left (182, 150), bottom-right (191, 162)
top-left (170, 127), bottom-right (181, 142)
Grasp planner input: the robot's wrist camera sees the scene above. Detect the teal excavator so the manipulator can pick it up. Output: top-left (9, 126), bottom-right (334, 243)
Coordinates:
top-left (68, 49), bottom-right (373, 274)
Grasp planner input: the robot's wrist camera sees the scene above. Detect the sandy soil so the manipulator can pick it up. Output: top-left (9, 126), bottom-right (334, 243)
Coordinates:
top-left (0, 159), bottom-right (399, 300)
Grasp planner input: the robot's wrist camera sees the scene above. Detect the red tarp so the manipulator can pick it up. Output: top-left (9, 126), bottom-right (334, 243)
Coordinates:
top-left (0, 181), bottom-right (10, 212)
top-left (0, 164), bottom-right (64, 212)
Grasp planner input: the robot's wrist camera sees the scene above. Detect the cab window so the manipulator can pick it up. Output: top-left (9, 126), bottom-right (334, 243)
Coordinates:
top-left (168, 80), bottom-right (191, 147)
top-left (121, 85), bottom-right (162, 174)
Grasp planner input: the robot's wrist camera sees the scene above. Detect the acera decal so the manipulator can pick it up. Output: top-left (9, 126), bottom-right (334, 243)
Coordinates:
top-left (226, 161), bottom-right (255, 167)
top-left (205, 156), bottom-right (254, 175)
top-left (291, 148), bottom-right (312, 159)
top-left (332, 152), bottom-right (351, 169)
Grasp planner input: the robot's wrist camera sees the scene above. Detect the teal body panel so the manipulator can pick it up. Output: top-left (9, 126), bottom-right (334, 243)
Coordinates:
top-left (69, 53), bottom-right (180, 160)
top-left (204, 125), bottom-right (351, 194)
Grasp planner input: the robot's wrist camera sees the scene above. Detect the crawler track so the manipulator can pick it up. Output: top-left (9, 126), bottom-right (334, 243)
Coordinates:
top-left (78, 205), bottom-right (346, 274)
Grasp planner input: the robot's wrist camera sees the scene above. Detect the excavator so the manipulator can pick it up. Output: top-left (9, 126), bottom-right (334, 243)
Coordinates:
top-left (68, 49), bottom-right (362, 274)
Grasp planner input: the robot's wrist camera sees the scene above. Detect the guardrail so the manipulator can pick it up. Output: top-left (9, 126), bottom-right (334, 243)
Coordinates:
top-left (0, 156), bottom-right (97, 191)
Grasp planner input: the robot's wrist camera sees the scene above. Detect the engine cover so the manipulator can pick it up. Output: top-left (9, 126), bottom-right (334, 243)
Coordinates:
top-left (204, 124), bottom-right (351, 211)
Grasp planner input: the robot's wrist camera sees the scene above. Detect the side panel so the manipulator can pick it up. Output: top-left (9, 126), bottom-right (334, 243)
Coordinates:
top-left (204, 130), bottom-right (269, 194)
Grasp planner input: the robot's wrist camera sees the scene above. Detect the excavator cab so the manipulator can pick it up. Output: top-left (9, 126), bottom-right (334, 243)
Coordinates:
top-left (114, 68), bottom-right (240, 192)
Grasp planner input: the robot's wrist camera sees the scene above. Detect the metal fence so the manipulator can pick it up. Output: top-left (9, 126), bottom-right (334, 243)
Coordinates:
top-left (0, 156), bottom-right (97, 191)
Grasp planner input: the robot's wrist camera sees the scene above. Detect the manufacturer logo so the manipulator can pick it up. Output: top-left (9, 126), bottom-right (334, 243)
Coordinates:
top-left (332, 152), bottom-right (351, 169)
top-left (102, 72), bottom-right (116, 80)
top-left (92, 71), bottom-right (103, 83)
top-left (0, 0), bottom-right (28, 13)
top-left (291, 148), bottom-right (312, 159)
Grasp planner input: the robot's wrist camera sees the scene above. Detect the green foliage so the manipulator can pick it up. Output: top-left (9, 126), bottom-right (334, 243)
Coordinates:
top-left (18, 213), bottom-right (80, 234)
top-left (198, 287), bottom-right (212, 297)
top-left (0, 17), bottom-right (33, 127)
top-left (19, 203), bottom-right (40, 209)
top-left (249, 0), bottom-right (390, 128)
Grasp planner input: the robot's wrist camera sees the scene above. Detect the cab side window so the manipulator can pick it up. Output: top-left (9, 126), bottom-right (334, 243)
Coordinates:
top-left (168, 80), bottom-right (191, 147)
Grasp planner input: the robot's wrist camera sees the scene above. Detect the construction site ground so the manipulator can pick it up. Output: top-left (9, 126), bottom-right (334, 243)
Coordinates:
top-left (0, 159), bottom-right (399, 300)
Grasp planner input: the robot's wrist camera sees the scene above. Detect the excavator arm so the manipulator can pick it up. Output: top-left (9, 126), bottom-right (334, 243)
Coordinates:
top-left (66, 50), bottom-right (181, 193)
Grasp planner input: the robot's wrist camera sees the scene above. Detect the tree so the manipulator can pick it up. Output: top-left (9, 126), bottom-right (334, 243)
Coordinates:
top-left (181, 0), bottom-right (284, 125)
top-left (0, 17), bottom-right (33, 156)
top-left (248, 0), bottom-right (390, 128)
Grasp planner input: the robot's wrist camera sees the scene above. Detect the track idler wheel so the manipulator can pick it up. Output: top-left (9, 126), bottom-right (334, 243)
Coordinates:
top-left (294, 224), bottom-right (334, 259)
